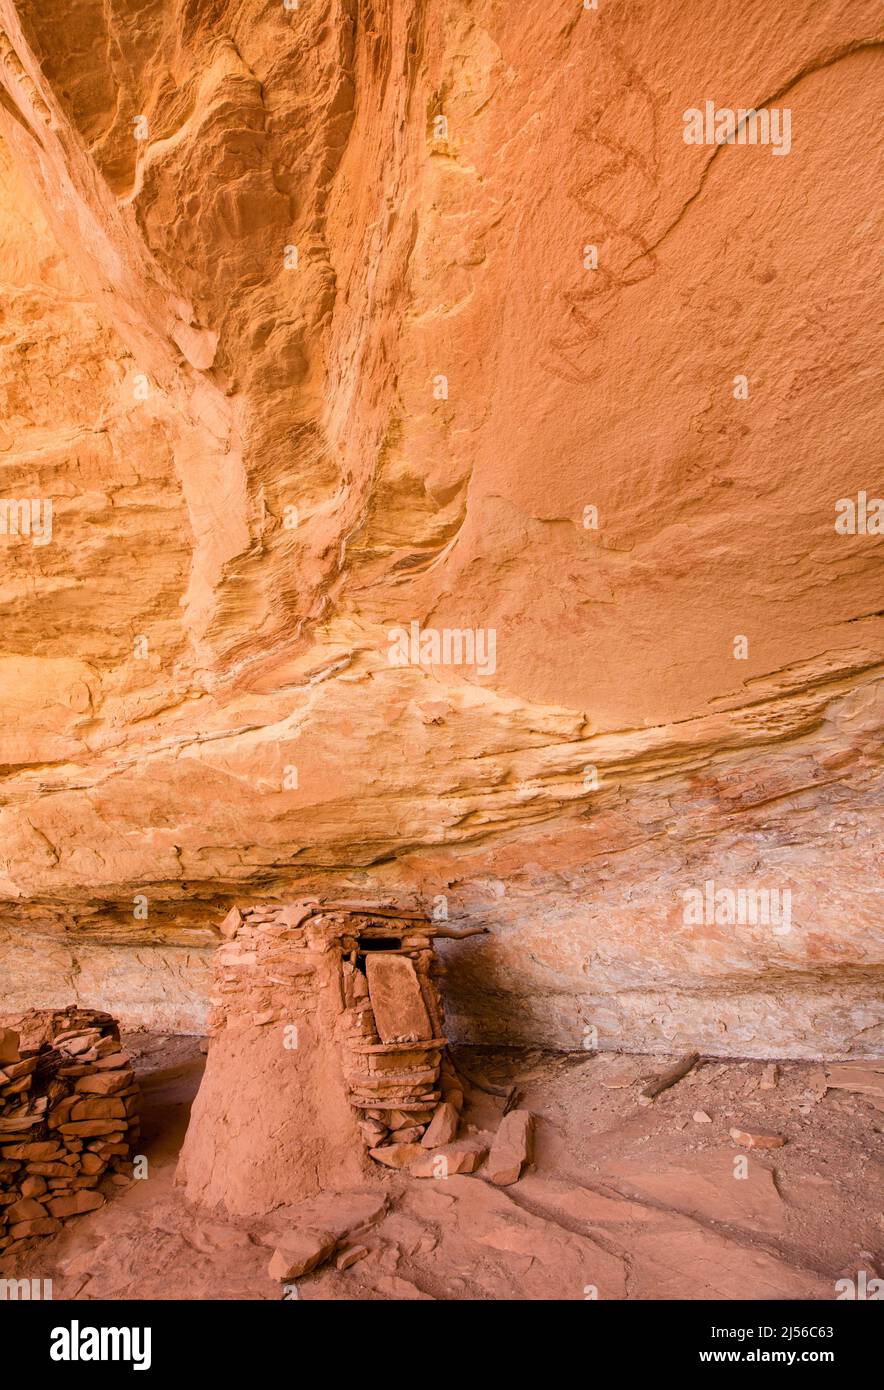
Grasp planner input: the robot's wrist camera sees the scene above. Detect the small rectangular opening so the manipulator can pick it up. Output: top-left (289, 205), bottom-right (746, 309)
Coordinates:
top-left (357, 936), bottom-right (402, 952)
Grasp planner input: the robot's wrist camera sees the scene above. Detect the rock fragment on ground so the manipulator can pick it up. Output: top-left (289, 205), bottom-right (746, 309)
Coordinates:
top-left (486, 1110), bottom-right (534, 1186)
top-left (369, 1143), bottom-right (425, 1169)
top-left (729, 1127), bottom-right (786, 1149)
top-left (410, 1137), bottom-right (489, 1178)
top-left (268, 1228), bottom-right (337, 1281)
top-left (336, 1244), bottom-right (369, 1271)
top-left (421, 1101), bottom-right (459, 1149)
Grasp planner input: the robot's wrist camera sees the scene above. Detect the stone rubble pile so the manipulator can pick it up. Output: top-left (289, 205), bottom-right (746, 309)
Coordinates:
top-left (0, 1007), bottom-right (139, 1256)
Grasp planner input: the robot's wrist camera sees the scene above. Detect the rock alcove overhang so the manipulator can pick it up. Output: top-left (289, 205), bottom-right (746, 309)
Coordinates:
top-left (0, 3), bottom-right (880, 1057)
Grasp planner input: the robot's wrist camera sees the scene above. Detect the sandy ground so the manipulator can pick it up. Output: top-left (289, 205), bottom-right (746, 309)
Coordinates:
top-left (4, 1035), bottom-right (882, 1301)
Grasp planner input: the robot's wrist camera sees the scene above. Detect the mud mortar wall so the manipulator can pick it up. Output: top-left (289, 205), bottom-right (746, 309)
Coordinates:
top-left (177, 907), bottom-right (369, 1215)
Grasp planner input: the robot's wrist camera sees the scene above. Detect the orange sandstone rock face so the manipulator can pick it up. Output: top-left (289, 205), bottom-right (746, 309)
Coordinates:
top-left (0, 4), bottom-right (881, 1055)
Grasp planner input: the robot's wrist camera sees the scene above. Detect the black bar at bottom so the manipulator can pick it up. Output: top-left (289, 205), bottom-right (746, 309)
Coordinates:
top-left (2, 1297), bottom-right (877, 1375)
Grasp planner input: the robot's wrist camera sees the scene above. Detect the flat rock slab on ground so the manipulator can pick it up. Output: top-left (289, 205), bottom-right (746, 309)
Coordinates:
top-left (268, 1229), bottom-right (338, 1281)
top-left (410, 1136), bottom-right (489, 1178)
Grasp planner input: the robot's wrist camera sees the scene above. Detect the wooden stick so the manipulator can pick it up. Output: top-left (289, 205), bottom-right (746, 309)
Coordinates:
top-left (502, 1084), bottom-right (522, 1115)
top-left (640, 1051), bottom-right (700, 1101)
top-left (427, 925), bottom-right (490, 939)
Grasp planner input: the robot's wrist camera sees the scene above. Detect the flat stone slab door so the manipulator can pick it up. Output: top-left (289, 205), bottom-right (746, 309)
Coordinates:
top-left (365, 954), bottom-right (432, 1043)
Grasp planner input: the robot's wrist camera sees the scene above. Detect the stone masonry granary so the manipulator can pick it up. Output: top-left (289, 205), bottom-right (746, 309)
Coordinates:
top-left (177, 901), bottom-right (490, 1215)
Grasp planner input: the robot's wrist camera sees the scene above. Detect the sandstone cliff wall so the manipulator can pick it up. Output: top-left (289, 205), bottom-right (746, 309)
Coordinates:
top-left (0, 2), bottom-right (881, 1054)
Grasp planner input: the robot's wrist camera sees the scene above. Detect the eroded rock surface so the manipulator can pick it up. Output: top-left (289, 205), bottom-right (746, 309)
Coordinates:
top-left (0, 3), bottom-right (881, 1053)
